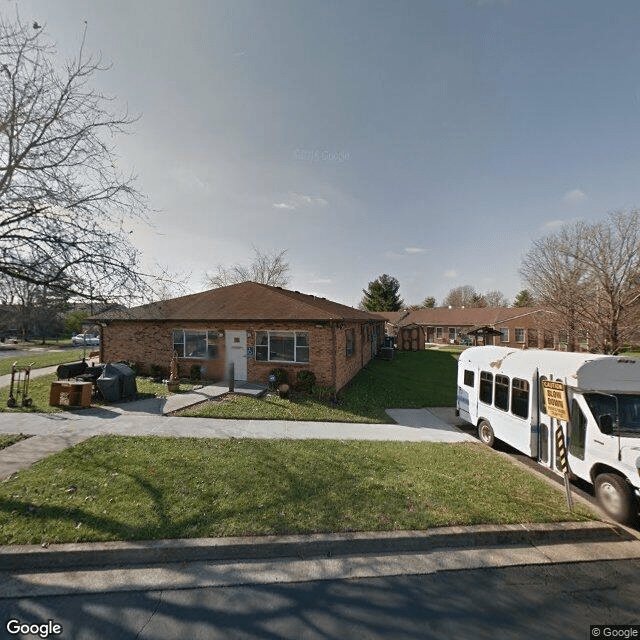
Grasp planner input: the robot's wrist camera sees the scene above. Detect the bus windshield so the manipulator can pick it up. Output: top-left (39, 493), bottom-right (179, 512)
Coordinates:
top-left (583, 393), bottom-right (640, 437)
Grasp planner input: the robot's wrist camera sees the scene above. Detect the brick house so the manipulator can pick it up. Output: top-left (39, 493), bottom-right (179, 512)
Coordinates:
top-left (92, 282), bottom-right (385, 391)
top-left (379, 307), bottom-right (556, 350)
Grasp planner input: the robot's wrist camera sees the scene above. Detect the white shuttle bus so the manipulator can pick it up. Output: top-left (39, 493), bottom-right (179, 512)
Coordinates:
top-left (456, 346), bottom-right (640, 524)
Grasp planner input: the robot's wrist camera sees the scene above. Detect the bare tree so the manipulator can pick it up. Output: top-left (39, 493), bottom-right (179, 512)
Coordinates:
top-left (568, 212), bottom-right (640, 352)
top-left (520, 212), bottom-right (640, 353)
top-left (206, 247), bottom-right (290, 288)
top-left (483, 289), bottom-right (509, 307)
top-left (520, 223), bottom-right (592, 351)
top-left (0, 17), bottom-right (151, 304)
top-left (442, 285), bottom-right (485, 308)
top-left (0, 276), bottom-right (66, 341)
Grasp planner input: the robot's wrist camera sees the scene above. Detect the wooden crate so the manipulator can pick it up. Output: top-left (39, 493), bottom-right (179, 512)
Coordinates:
top-left (49, 381), bottom-right (93, 407)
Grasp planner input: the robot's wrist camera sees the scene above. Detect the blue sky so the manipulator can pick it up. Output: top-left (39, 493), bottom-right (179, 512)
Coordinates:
top-left (6, 0), bottom-right (640, 307)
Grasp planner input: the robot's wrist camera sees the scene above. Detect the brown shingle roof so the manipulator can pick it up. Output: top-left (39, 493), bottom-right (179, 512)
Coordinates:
top-left (398, 307), bottom-right (545, 327)
top-left (92, 282), bottom-right (383, 323)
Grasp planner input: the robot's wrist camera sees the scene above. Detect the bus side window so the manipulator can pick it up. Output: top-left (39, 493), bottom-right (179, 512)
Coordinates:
top-left (539, 376), bottom-right (548, 414)
top-left (495, 375), bottom-right (510, 411)
top-left (539, 423), bottom-right (549, 463)
top-left (568, 399), bottom-right (587, 460)
top-left (463, 370), bottom-right (474, 387)
top-left (479, 371), bottom-right (493, 404)
top-left (511, 378), bottom-right (529, 419)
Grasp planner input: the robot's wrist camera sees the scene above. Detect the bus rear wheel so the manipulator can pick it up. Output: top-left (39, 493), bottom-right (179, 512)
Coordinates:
top-left (478, 420), bottom-right (495, 447)
top-left (594, 473), bottom-right (636, 525)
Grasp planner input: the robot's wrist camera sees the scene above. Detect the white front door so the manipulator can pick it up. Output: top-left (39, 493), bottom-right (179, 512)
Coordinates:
top-left (225, 331), bottom-right (247, 381)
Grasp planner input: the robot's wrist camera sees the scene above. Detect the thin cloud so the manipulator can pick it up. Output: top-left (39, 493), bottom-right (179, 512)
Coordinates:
top-left (563, 189), bottom-right (587, 206)
top-left (444, 269), bottom-right (457, 278)
top-left (544, 219), bottom-right (565, 229)
top-left (309, 276), bottom-right (333, 284)
top-left (273, 193), bottom-right (328, 210)
top-left (404, 246), bottom-right (425, 254)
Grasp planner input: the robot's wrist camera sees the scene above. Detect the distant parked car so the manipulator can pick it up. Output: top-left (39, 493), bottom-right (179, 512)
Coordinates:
top-left (72, 333), bottom-right (100, 346)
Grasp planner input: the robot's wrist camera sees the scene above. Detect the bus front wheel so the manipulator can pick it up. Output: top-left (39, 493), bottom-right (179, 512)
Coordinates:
top-left (594, 473), bottom-right (636, 525)
top-left (478, 420), bottom-right (495, 448)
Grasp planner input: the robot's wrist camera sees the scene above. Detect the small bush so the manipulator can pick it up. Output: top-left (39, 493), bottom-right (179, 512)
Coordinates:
top-left (312, 385), bottom-right (336, 401)
top-left (268, 368), bottom-right (289, 390)
top-left (190, 364), bottom-right (201, 382)
top-left (296, 370), bottom-right (316, 392)
top-left (149, 364), bottom-right (163, 382)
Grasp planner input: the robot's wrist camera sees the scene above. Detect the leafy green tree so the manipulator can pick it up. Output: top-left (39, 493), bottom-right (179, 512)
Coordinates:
top-left (361, 274), bottom-right (403, 311)
top-left (65, 310), bottom-right (90, 336)
top-left (422, 296), bottom-right (436, 308)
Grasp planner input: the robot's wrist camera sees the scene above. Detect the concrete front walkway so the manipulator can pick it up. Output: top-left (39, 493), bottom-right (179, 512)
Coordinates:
top-left (0, 406), bottom-right (473, 480)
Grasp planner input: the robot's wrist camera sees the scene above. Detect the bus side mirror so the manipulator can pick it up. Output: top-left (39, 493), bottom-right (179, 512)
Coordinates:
top-left (598, 414), bottom-right (614, 435)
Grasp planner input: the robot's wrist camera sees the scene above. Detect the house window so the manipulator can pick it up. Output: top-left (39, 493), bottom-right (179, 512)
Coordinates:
top-left (346, 329), bottom-right (355, 357)
top-left (255, 331), bottom-right (309, 363)
top-left (515, 328), bottom-right (525, 343)
top-left (172, 330), bottom-right (218, 359)
top-left (449, 327), bottom-right (457, 342)
top-left (479, 371), bottom-right (493, 404)
top-left (435, 327), bottom-right (443, 339)
top-left (500, 328), bottom-right (509, 343)
top-left (511, 378), bottom-right (529, 419)
top-left (495, 374), bottom-right (510, 411)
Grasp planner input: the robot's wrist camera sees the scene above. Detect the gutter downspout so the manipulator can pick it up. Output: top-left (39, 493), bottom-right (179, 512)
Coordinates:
top-left (331, 322), bottom-right (337, 390)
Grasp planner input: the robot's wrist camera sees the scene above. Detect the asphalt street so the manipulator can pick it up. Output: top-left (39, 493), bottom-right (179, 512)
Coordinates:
top-left (1, 558), bottom-right (638, 639)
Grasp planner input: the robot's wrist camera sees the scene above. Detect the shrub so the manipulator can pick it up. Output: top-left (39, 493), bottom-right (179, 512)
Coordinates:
top-left (296, 370), bottom-right (316, 392)
top-left (149, 364), bottom-right (163, 382)
top-left (190, 364), bottom-right (201, 381)
top-left (268, 368), bottom-right (289, 390)
top-left (312, 385), bottom-right (336, 401)
top-left (127, 362), bottom-right (139, 375)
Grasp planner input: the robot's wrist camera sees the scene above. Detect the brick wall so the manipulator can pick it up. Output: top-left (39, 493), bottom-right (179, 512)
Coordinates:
top-left (101, 319), bottom-right (384, 391)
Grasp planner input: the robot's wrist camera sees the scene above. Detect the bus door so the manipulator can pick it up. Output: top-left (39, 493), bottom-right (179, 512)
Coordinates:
top-left (536, 374), bottom-right (552, 468)
top-left (565, 390), bottom-right (599, 481)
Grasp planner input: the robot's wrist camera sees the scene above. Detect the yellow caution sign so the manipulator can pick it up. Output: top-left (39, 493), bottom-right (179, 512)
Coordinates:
top-left (541, 380), bottom-right (570, 422)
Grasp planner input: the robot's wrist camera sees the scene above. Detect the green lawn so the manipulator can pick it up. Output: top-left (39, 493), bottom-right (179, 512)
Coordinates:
top-left (182, 350), bottom-right (459, 423)
top-left (0, 436), bottom-right (596, 545)
top-left (0, 349), bottom-right (86, 376)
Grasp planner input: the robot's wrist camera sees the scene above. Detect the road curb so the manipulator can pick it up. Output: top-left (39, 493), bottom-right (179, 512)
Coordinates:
top-left (0, 521), bottom-right (633, 572)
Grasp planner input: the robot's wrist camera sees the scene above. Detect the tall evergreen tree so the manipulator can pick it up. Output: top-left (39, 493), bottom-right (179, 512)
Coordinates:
top-left (361, 274), bottom-right (403, 311)
top-left (513, 289), bottom-right (535, 307)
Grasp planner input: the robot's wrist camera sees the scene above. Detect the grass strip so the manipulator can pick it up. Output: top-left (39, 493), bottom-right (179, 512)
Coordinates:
top-left (0, 436), bottom-right (596, 545)
top-left (0, 434), bottom-right (30, 450)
